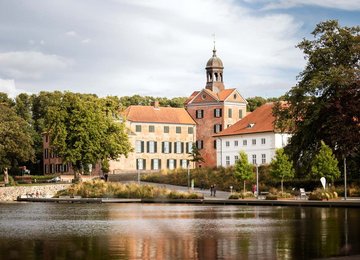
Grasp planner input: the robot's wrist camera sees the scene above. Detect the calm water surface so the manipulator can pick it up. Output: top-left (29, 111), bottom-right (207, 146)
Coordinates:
top-left (0, 203), bottom-right (359, 259)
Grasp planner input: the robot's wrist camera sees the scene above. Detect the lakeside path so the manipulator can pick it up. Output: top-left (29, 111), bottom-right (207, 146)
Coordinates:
top-left (6, 181), bottom-right (360, 208)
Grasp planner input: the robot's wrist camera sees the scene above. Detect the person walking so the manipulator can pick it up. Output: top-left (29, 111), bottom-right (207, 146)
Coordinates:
top-left (213, 184), bottom-right (217, 197)
top-left (210, 185), bottom-right (214, 196)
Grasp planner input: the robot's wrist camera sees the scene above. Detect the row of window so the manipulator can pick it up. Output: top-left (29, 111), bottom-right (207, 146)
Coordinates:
top-left (196, 108), bottom-right (243, 119)
top-left (136, 158), bottom-right (189, 170)
top-left (136, 141), bottom-right (193, 154)
top-left (225, 138), bottom-right (266, 147)
top-left (135, 125), bottom-right (194, 134)
top-left (225, 154), bottom-right (266, 166)
top-left (44, 163), bottom-right (70, 174)
top-left (44, 149), bottom-right (59, 159)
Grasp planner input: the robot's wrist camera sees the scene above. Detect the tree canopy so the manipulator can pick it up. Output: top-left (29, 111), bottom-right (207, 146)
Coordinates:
top-left (45, 92), bottom-right (132, 179)
top-left (234, 151), bottom-right (254, 192)
top-left (311, 141), bottom-right (340, 183)
top-left (0, 103), bottom-right (34, 173)
top-left (270, 148), bottom-right (295, 193)
top-left (274, 20), bottom-right (360, 175)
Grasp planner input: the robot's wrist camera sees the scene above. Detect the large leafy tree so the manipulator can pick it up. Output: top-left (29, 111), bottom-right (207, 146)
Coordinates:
top-left (0, 104), bottom-right (34, 182)
top-left (234, 151), bottom-right (254, 192)
top-left (270, 149), bottom-right (295, 193)
top-left (274, 20), bottom-right (360, 175)
top-left (45, 92), bottom-right (132, 180)
top-left (189, 143), bottom-right (204, 165)
top-left (311, 141), bottom-right (340, 184)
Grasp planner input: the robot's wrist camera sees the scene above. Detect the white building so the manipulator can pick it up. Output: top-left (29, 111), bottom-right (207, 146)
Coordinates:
top-left (215, 103), bottom-right (291, 167)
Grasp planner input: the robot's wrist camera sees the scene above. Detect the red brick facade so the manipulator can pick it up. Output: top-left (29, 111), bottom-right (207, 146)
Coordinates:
top-left (185, 48), bottom-right (247, 167)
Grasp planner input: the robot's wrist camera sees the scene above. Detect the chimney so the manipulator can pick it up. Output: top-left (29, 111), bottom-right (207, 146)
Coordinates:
top-left (151, 101), bottom-right (160, 109)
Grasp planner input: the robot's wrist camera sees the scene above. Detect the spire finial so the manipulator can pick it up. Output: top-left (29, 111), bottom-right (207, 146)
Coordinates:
top-left (212, 33), bottom-right (216, 57)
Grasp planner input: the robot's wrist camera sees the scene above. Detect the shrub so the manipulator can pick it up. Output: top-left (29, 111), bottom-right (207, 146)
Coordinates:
top-left (55, 180), bottom-right (203, 199)
top-left (228, 193), bottom-right (240, 199)
top-left (308, 188), bottom-right (339, 200)
top-left (265, 194), bottom-right (278, 200)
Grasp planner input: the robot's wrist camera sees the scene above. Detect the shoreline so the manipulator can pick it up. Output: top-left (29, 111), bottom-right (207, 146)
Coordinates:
top-left (15, 196), bottom-right (360, 208)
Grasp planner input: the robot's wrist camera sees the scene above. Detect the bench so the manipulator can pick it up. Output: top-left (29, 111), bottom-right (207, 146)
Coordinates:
top-left (300, 188), bottom-right (308, 199)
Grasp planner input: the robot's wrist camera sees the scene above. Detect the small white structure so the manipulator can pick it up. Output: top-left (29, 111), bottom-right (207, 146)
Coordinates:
top-left (215, 103), bottom-right (291, 166)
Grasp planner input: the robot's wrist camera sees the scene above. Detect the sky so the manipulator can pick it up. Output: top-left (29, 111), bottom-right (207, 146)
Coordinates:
top-left (0, 0), bottom-right (359, 99)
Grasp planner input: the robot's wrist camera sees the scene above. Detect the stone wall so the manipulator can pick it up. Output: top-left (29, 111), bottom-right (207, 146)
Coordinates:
top-left (0, 184), bottom-right (70, 201)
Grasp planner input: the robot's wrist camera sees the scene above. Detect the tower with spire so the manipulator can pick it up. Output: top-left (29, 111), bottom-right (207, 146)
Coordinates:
top-left (185, 44), bottom-right (248, 168)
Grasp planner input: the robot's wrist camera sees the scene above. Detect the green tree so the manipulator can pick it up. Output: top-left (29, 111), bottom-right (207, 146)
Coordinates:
top-left (45, 92), bottom-right (132, 180)
top-left (189, 143), bottom-right (204, 166)
top-left (311, 141), bottom-right (340, 184)
top-left (0, 104), bottom-right (34, 182)
top-left (234, 151), bottom-right (254, 192)
top-left (270, 149), bottom-right (295, 193)
top-left (274, 20), bottom-right (360, 175)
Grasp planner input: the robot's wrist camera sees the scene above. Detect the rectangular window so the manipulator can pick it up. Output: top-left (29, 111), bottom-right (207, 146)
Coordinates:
top-left (151, 159), bottom-right (161, 170)
top-left (176, 126), bottom-right (181, 134)
top-left (261, 138), bottom-right (266, 145)
top-left (135, 125), bottom-right (142, 132)
top-left (196, 110), bottom-right (204, 119)
top-left (181, 159), bottom-right (188, 169)
top-left (50, 164), bottom-right (55, 174)
top-left (174, 141), bottom-right (183, 154)
top-left (188, 127), bottom-right (193, 134)
top-left (44, 164), bottom-right (49, 174)
top-left (149, 125), bottom-right (155, 132)
top-left (136, 140), bottom-right (144, 153)
top-left (225, 141), bottom-right (230, 147)
top-left (164, 126), bottom-right (169, 133)
top-left (234, 140), bottom-right (239, 146)
top-left (214, 108), bottom-right (222, 118)
top-left (167, 159), bottom-right (176, 170)
top-left (243, 140), bottom-right (247, 146)
top-left (147, 141), bottom-right (157, 153)
top-left (234, 155), bottom-right (239, 162)
top-left (214, 124), bottom-right (222, 133)
top-left (196, 140), bottom-right (203, 149)
top-left (214, 140), bottom-right (217, 149)
top-left (63, 164), bottom-right (68, 173)
top-left (226, 156), bottom-right (230, 166)
top-left (45, 135), bottom-right (49, 143)
top-left (252, 154), bottom-right (257, 165)
top-left (228, 108), bottom-right (232, 118)
top-left (136, 159), bottom-right (146, 170)
top-left (252, 139), bottom-right (256, 145)
top-left (44, 148), bottom-right (49, 159)
top-left (162, 141), bottom-right (171, 154)
top-left (262, 154), bottom-right (266, 164)
top-left (186, 142), bottom-right (193, 153)
top-left (239, 109), bottom-right (243, 119)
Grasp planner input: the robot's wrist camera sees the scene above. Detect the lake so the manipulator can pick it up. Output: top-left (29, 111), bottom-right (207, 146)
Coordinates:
top-left (0, 203), bottom-right (359, 259)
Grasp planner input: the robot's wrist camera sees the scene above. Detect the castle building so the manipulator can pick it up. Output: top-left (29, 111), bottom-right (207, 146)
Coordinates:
top-left (214, 103), bottom-right (291, 167)
top-left (109, 101), bottom-right (196, 173)
top-left (185, 47), bottom-right (247, 167)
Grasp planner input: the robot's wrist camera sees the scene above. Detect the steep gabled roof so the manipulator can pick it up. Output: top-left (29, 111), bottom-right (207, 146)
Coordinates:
top-left (186, 88), bottom-right (247, 105)
top-left (124, 105), bottom-right (196, 125)
top-left (214, 103), bottom-right (276, 136)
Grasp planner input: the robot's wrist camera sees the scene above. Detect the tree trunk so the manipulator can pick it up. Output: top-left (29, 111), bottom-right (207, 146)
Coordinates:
top-left (281, 178), bottom-right (284, 194)
top-left (243, 180), bottom-right (246, 193)
top-left (4, 168), bottom-right (9, 185)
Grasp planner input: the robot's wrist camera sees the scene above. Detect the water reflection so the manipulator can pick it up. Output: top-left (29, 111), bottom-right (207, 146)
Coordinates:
top-left (0, 203), bottom-right (359, 259)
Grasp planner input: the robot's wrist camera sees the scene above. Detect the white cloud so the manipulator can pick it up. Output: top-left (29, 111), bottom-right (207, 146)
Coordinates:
top-left (0, 79), bottom-right (28, 98)
top-left (0, 51), bottom-right (73, 80)
top-left (65, 31), bottom-right (78, 37)
top-left (260, 0), bottom-right (360, 11)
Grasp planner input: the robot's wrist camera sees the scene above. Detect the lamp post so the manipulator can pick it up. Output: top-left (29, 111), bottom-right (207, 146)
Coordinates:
top-left (256, 164), bottom-right (259, 199)
top-left (344, 157), bottom-right (347, 200)
top-left (187, 163), bottom-right (190, 190)
top-left (137, 159), bottom-right (140, 185)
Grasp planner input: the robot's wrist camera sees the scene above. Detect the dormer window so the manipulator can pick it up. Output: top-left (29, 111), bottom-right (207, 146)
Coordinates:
top-left (247, 123), bottom-right (255, 128)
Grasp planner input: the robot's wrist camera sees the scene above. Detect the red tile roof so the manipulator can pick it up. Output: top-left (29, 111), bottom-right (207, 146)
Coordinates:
top-left (186, 88), bottom-right (247, 104)
top-left (214, 103), bottom-right (276, 136)
top-left (124, 105), bottom-right (196, 125)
